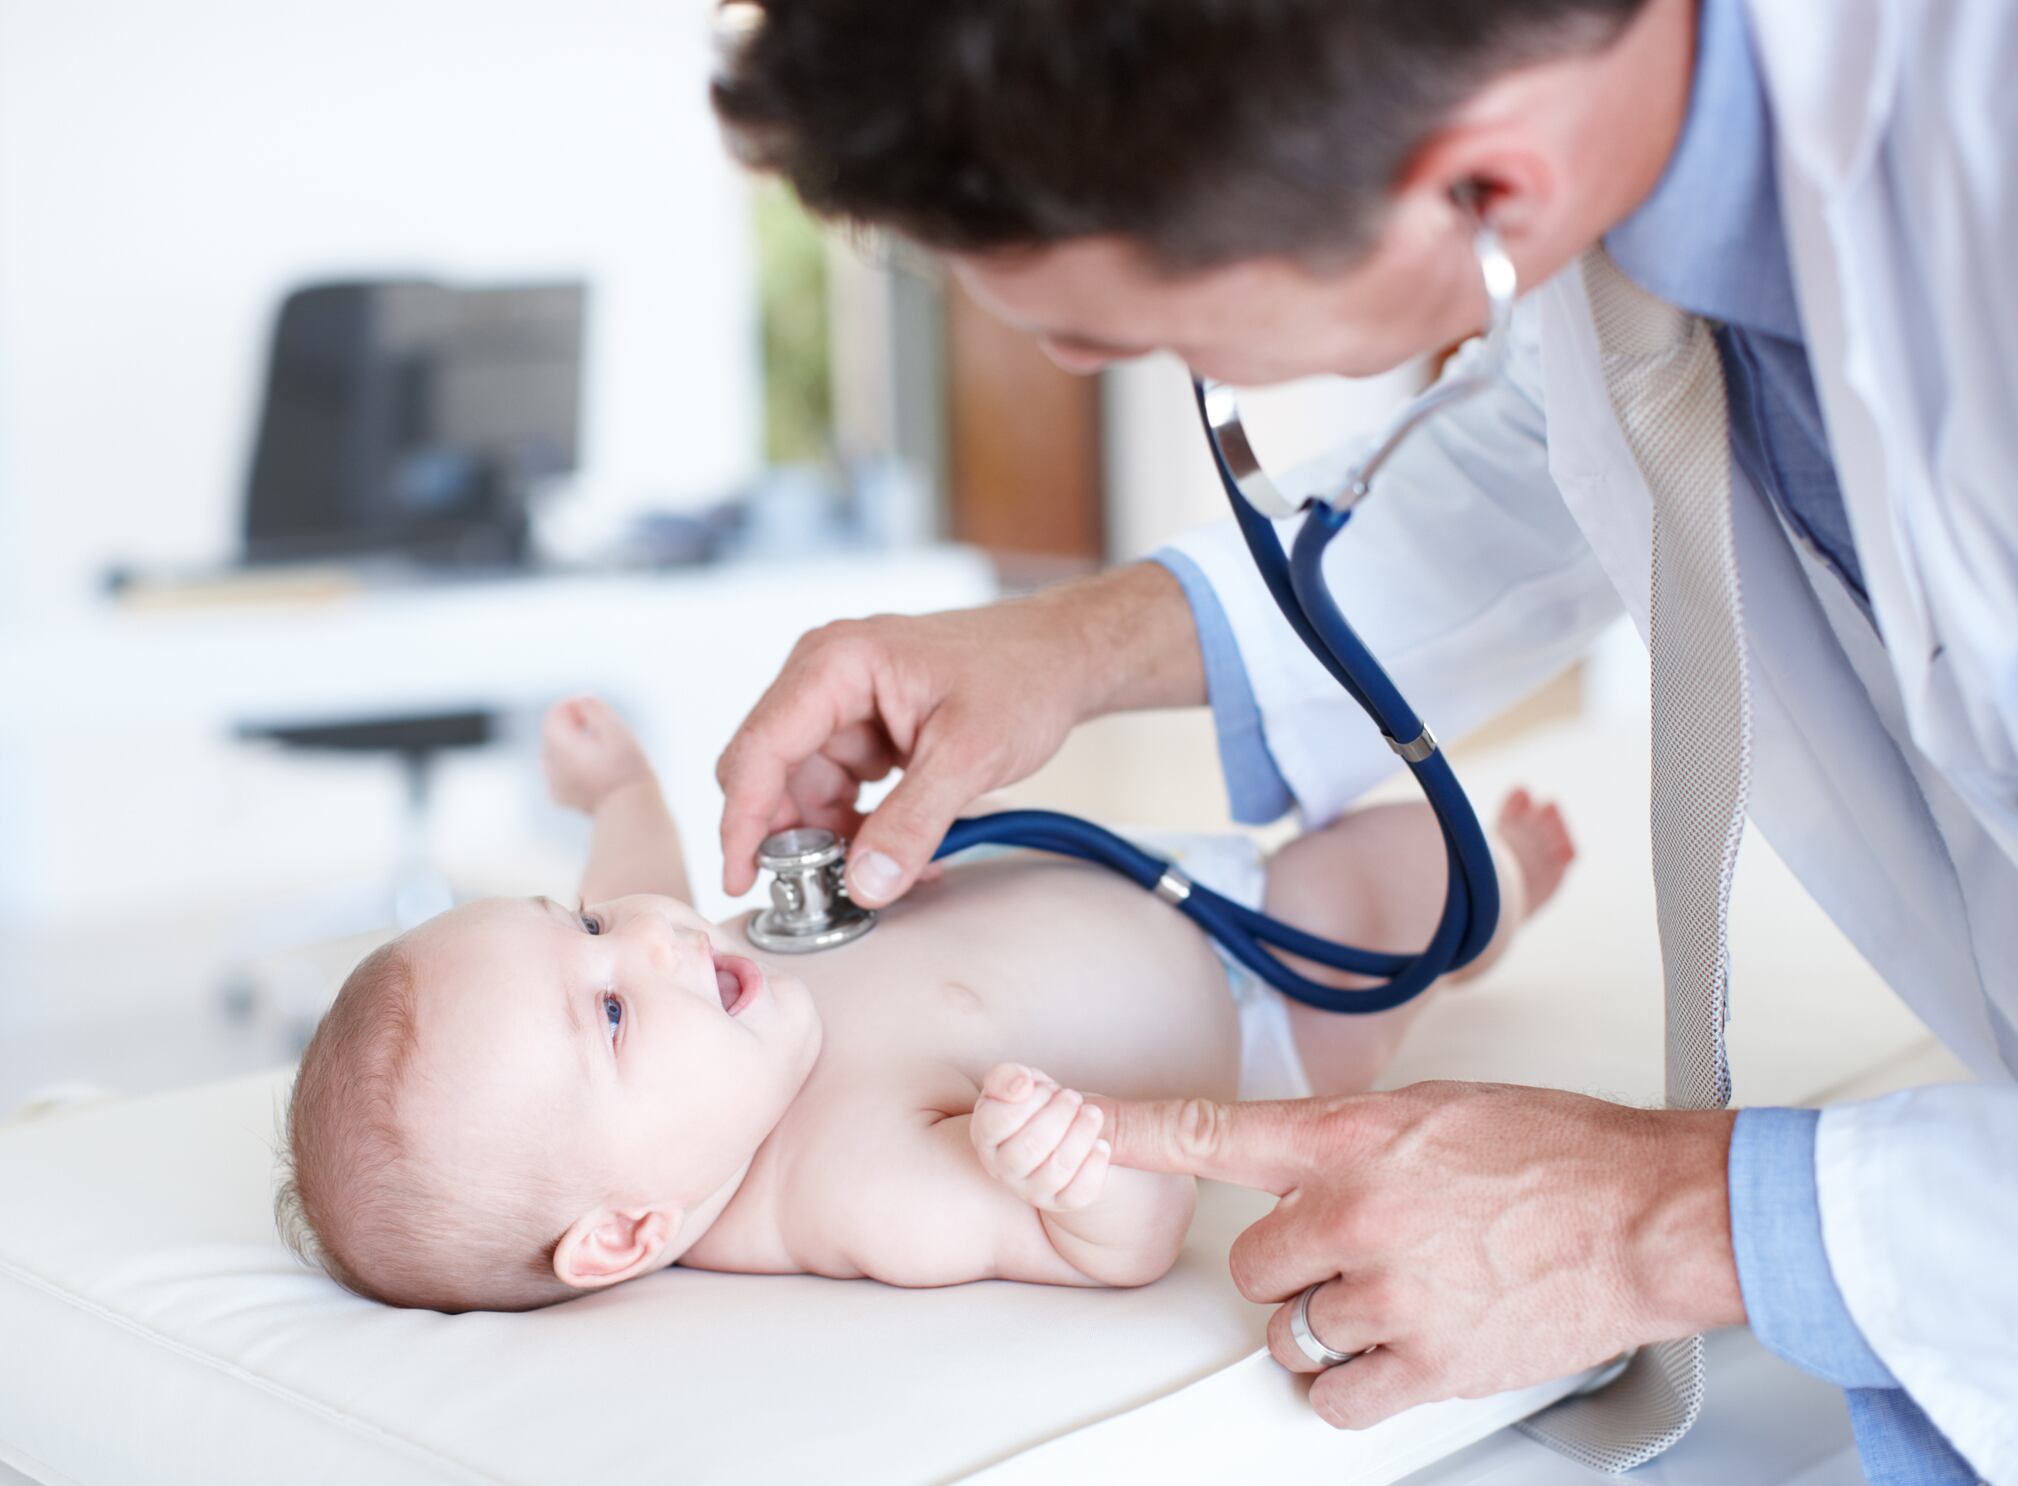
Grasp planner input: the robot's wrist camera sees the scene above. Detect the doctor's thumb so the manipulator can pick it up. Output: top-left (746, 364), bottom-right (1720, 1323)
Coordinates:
top-left (846, 763), bottom-right (975, 907)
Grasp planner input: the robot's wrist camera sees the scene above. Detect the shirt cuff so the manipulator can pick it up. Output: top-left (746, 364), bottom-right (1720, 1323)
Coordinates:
top-left (1151, 548), bottom-right (1294, 825)
top-left (1729, 1107), bottom-right (1897, 1390)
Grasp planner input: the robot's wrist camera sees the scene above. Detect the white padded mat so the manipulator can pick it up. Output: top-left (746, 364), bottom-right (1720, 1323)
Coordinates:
top-left (0, 1070), bottom-right (1593, 1486)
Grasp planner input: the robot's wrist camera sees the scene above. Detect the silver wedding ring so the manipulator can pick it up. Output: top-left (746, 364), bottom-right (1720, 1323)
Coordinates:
top-left (1289, 1280), bottom-right (1359, 1369)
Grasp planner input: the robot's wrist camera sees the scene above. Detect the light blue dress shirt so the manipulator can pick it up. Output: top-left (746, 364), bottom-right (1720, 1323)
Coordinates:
top-left (1603, 0), bottom-right (1869, 616)
top-left (1153, 547), bottom-right (1293, 827)
top-left (1153, 1), bottom-right (1976, 1475)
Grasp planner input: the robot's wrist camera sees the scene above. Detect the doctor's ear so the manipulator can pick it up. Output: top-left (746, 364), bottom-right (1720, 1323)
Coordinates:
top-left (1386, 103), bottom-right (1559, 245)
top-left (1427, 153), bottom-right (1557, 245)
top-left (552, 1202), bottom-right (684, 1290)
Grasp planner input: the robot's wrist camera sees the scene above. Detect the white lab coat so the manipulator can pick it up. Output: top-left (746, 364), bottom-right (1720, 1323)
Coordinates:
top-left (1164, 0), bottom-right (2018, 1472)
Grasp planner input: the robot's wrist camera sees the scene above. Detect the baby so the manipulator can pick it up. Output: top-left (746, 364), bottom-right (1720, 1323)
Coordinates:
top-left (277, 697), bottom-right (1572, 1312)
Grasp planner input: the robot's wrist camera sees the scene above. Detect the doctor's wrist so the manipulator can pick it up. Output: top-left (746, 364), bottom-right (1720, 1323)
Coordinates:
top-left (1619, 1107), bottom-right (1747, 1341)
top-left (1033, 561), bottom-right (1206, 721)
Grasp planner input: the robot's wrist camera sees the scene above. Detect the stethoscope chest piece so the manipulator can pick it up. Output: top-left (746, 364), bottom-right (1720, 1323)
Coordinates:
top-left (747, 827), bottom-right (877, 953)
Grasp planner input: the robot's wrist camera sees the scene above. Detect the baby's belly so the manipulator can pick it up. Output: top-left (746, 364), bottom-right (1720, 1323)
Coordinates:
top-left (819, 856), bottom-right (1243, 1103)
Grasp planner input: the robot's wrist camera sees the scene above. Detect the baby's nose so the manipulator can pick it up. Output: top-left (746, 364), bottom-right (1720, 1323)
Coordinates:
top-left (630, 912), bottom-right (709, 968)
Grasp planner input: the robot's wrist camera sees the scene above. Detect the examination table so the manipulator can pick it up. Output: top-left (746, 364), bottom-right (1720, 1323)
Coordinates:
top-left (0, 720), bottom-right (1947, 1483)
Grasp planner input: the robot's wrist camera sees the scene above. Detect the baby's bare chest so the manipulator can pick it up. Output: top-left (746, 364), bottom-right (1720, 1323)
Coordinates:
top-left (803, 857), bottom-right (1242, 1102)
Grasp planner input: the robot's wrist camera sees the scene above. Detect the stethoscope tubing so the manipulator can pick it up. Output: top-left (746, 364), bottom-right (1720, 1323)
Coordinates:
top-left (918, 440), bottom-right (1504, 1014)
top-left (932, 809), bottom-right (1427, 994)
top-left (920, 207), bottom-right (1512, 1014)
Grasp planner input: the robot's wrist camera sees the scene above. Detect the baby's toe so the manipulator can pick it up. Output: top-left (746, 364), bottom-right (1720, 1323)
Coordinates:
top-left (1538, 802), bottom-right (1576, 861)
top-left (1496, 791), bottom-right (1575, 916)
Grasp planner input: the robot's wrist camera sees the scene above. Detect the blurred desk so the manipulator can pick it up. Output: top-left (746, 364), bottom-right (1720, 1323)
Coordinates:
top-left (0, 547), bottom-right (997, 931)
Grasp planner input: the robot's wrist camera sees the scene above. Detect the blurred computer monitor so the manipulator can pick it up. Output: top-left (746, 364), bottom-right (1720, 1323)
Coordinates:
top-left (242, 279), bottom-right (583, 567)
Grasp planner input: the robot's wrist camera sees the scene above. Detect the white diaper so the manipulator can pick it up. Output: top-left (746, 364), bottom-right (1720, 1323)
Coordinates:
top-left (1129, 832), bottom-right (1314, 1101)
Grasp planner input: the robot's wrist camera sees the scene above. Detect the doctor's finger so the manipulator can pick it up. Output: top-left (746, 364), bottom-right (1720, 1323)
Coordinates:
top-left (1226, 1196), bottom-right (1347, 1303)
top-left (1087, 1094), bottom-right (1318, 1195)
top-left (780, 792), bottom-right (865, 846)
top-left (1265, 1278), bottom-right (1377, 1375)
top-left (784, 753), bottom-right (868, 833)
top-left (818, 721), bottom-right (901, 784)
top-left (1307, 1347), bottom-right (1440, 1432)
top-left (848, 735), bottom-right (992, 907)
top-left (716, 665), bottom-right (876, 893)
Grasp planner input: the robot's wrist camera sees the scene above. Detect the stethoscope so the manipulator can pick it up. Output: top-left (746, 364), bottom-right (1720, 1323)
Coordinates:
top-left (748, 202), bottom-right (1518, 1015)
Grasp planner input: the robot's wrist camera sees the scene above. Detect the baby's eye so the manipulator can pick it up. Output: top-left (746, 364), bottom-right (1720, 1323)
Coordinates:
top-left (602, 993), bottom-right (623, 1043)
top-left (580, 911), bottom-right (602, 935)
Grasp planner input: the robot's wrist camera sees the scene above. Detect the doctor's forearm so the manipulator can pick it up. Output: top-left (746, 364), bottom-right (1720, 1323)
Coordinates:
top-left (1035, 561), bottom-right (1206, 718)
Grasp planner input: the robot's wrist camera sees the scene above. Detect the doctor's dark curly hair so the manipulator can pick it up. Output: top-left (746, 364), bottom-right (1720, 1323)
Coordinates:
top-left (713, 0), bottom-right (1651, 270)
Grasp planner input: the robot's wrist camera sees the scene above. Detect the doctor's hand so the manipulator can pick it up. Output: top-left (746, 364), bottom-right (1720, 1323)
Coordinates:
top-left (716, 563), bottom-right (1202, 905)
top-left (1091, 1081), bottom-right (1745, 1429)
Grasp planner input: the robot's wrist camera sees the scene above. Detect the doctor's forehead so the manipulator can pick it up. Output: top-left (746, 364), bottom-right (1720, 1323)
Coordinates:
top-left (953, 239), bottom-right (1194, 323)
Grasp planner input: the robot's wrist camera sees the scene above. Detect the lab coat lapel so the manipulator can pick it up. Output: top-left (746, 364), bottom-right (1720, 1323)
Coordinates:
top-left (1725, 465), bottom-right (2004, 1072)
top-left (1535, 265), bottom-right (1652, 646)
top-left (1530, 265), bottom-right (1998, 1065)
top-left (1742, 0), bottom-right (1897, 191)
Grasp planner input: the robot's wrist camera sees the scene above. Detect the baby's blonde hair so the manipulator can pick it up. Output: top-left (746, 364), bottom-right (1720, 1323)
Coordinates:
top-left (275, 939), bottom-right (586, 1312)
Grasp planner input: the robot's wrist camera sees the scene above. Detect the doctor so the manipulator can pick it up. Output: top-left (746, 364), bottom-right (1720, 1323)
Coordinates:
top-left (710, 0), bottom-right (2016, 1478)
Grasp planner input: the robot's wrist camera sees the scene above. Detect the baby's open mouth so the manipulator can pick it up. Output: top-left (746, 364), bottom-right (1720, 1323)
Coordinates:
top-left (712, 953), bottom-right (762, 1016)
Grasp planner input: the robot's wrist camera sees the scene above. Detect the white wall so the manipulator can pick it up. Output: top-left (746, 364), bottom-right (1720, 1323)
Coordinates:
top-left (0, 0), bottom-right (777, 942)
top-left (0, 0), bottom-right (760, 620)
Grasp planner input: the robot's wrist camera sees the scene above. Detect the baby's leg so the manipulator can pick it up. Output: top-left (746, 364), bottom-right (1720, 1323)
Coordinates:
top-left (1260, 790), bottom-right (1573, 1097)
top-left (541, 697), bottom-right (693, 904)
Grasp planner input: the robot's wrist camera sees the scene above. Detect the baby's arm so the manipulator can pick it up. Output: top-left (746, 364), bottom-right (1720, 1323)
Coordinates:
top-left (541, 697), bottom-right (692, 903)
top-left (832, 1064), bottom-right (1194, 1289)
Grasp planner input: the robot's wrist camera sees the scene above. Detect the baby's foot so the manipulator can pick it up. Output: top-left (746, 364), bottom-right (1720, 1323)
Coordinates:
top-left (970, 1063), bottom-right (1111, 1212)
top-left (540, 696), bottom-right (656, 814)
top-left (1495, 787), bottom-right (1575, 920)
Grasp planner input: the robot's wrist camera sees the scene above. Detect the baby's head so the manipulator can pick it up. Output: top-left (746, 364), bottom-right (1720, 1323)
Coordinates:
top-left (276, 893), bottom-right (821, 1311)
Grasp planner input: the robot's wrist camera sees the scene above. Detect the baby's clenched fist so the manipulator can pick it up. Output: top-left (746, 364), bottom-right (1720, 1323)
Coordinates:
top-left (971, 1063), bottom-right (1111, 1212)
top-left (541, 696), bottom-right (654, 813)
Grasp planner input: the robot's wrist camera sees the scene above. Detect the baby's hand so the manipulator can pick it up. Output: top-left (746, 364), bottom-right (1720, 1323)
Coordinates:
top-left (971, 1064), bottom-right (1111, 1212)
top-left (541, 696), bottom-right (654, 813)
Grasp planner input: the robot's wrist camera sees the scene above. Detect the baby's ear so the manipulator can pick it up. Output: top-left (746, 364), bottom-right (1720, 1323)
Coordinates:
top-left (552, 1203), bottom-right (684, 1290)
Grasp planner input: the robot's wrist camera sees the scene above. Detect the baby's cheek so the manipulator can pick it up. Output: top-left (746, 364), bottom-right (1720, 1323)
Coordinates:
top-left (643, 1089), bottom-right (764, 1185)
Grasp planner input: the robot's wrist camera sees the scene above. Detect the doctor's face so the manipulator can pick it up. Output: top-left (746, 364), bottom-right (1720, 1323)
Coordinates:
top-left (950, 196), bottom-right (1534, 386)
